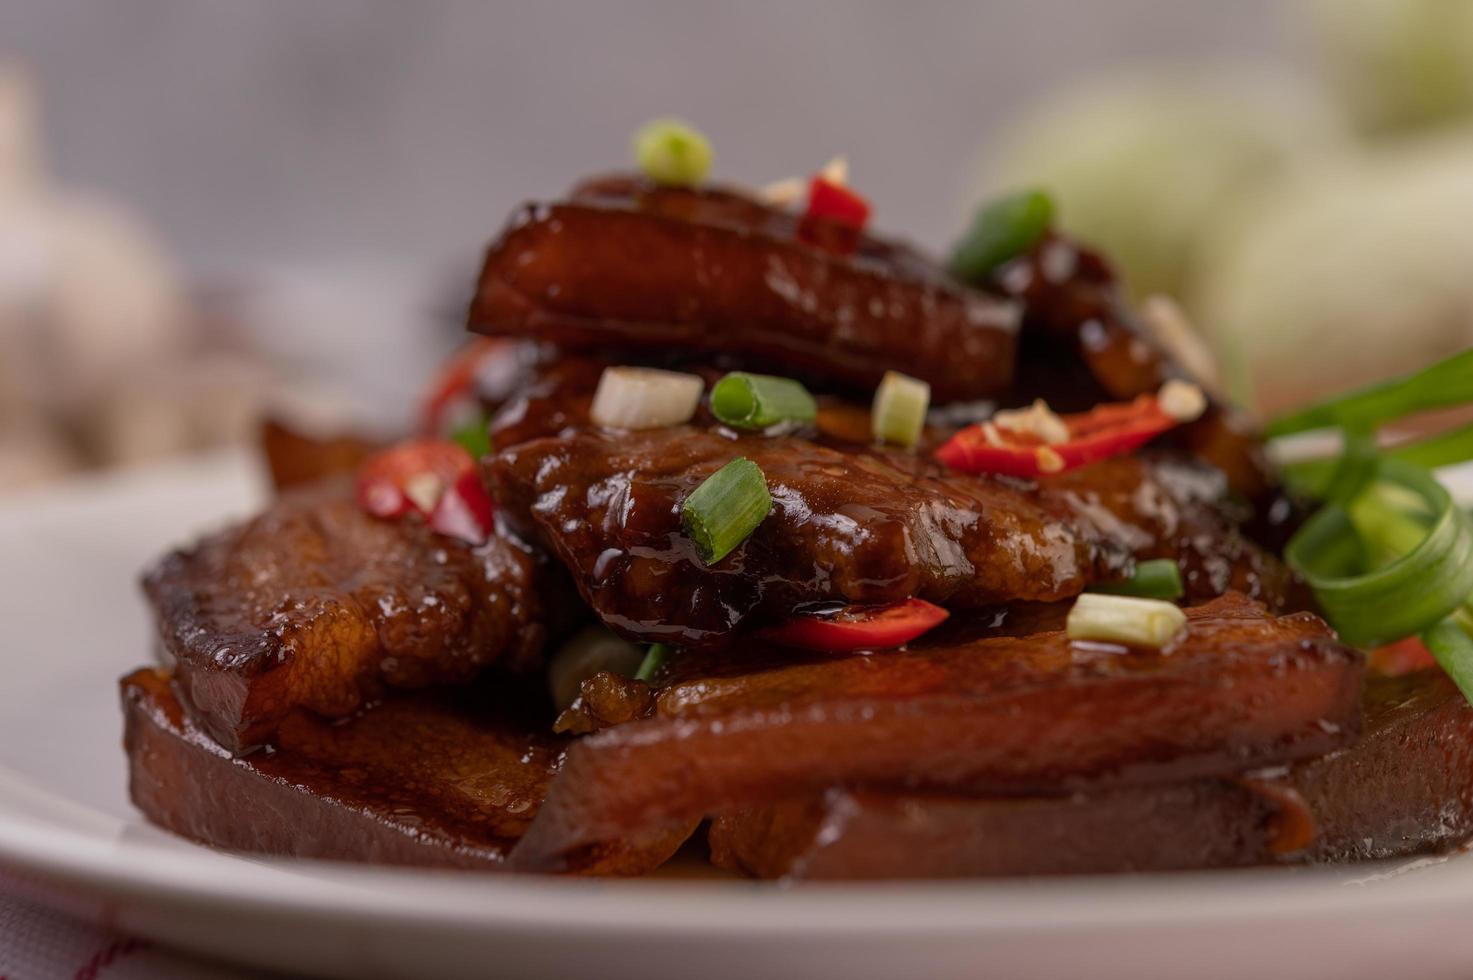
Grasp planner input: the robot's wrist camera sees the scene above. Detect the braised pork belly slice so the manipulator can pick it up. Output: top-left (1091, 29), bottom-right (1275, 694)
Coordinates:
top-left (468, 175), bottom-right (1019, 403)
top-left (998, 233), bottom-right (1280, 509)
top-left (259, 417), bottom-right (382, 493)
top-left (258, 342), bottom-right (599, 497)
top-left (510, 595), bottom-right (1361, 871)
top-left (708, 669), bottom-right (1473, 878)
top-left (490, 425), bottom-right (1293, 646)
top-left (709, 786), bottom-right (1284, 880)
top-left (142, 483), bottom-right (558, 753)
top-left (1049, 449), bottom-right (1297, 607)
top-left (121, 669), bottom-right (690, 874)
top-left (486, 351), bottom-right (609, 449)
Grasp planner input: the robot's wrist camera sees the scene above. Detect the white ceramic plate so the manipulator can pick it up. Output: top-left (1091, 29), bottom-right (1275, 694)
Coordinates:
top-left (6, 451), bottom-right (1473, 980)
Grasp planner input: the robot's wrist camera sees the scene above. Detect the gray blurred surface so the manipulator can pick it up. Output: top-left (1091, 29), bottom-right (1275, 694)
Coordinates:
top-left (4, 0), bottom-right (1287, 278)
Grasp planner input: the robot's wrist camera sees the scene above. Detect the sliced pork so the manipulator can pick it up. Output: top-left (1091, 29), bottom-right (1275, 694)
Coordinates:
top-left (708, 669), bottom-right (1473, 878)
top-left (142, 483), bottom-right (559, 752)
top-left (490, 425), bottom-right (1293, 645)
top-left (511, 595), bottom-right (1362, 870)
top-left (469, 176), bottom-right (1019, 402)
top-left (122, 668), bottom-right (690, 874)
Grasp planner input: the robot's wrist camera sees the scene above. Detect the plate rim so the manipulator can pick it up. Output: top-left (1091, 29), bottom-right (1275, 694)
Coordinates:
top-left (0, 760), bottom-right (1467, 940)
top-left (4, 451), bottom-right (1473, 945)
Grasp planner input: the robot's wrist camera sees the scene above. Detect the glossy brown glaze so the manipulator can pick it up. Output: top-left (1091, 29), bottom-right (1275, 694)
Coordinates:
top-left (997, 235), bottom-right (1284, 513)
top-left (709, 669), bottom-right (1473, 878)
top-left (486, 341), bottom-right (968, 456)
top-left (141, 482), bottom-right (555, 753)
top-left (468, 175), bottom-right (1019, 403)
top-left (259, 344), bottom-right (592, 497)
top-left (484, 347), bottom-right (760, 449)
top-left (492, 425), bottom-right (1125, 644)
top-left (510, 595), bottom-right (1362, 871)
top-left (486, 351), bottom-right (609, 449)
top-left (1045, 450), bottom-right (1298, 608)
top-left (554, 670), bottom-right (657, 735)
top-left (121, 668), bottom-right (691, 874)
top-left (491, 425), bottom-right (1292, 644)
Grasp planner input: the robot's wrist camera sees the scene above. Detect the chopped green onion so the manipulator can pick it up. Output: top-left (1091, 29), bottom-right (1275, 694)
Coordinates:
top-left (1089, 559), bottom-right (1185, 600)
top-left (1320, 429), bottom-right (1378, 507)
top-left (590, 366), bottom-right (704, 430)
top-left (1285, 459), bottom-right (1473, 648)
top-left (632, 118), bottom-right (713, 187)
top-left (1066, 593), bottom-right (1186, 649)
top-left (1285, 422), bottom-right (1473, 499)
top-left (633, 643), bottom-right (671, 683)
top-left (710, 372), bottom-right (817, 430)
top-left (1266, 349), bottom-right (1473, 438)
top-left (871, 370), bottom-right (930, 448)
top-left (547, 626), bottom-right (646, 711)
top-left (1347, 481), bottom-right (1435, 568)
top-left (1272, 346), bottom-right (1473, 702)
top-left (1277, 459), bottom-right (1334, 499)
top-left (1423, 618), bottom-right (1473, 705)
top-left (947, 189), bottom-right (1055, 284)
top-left (450, 412), bottom-right (492, 460)
top-left (1395, 422), bottom-right (1473, 471)
top-left (681, 458), bottom-right (773, 564)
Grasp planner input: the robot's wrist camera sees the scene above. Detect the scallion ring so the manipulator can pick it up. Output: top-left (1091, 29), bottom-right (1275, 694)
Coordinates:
top-left (871, 370), bottom-right (931, 448)
top-left (1284, 421), bottom-right (1473, 499)
top-left (634, 643), bottom-right (671, 683)
top-left (947, 189), bottom-right (1055, 284)
top-left (1422, 617), bottom-right (1473, 705)
top-left (681, 457), bottom-right (773, 564)
top-left (710, 372), bottom-right (817, 430)
top-left (1089, 559), bottom-right (1185, 601)
top-left (589, 366), bottom-right (704, 430)
top-left (1066, 593), bottom-right (1187, 649)
top-left (1395, 421), bottom-right (1473, 472)
top-left (632, 119), bottom-right (713, 187)
top-left (547, 626), bottom-right (646, 711)
top-left (1267, 349), bottom-right (1473, 438)
top-left (1285, 459), bottom-right (1473, 649)
top-left (1321, 429), bottom-right (1378, 507)
top-left (450, 411), bottom-right (492, 460)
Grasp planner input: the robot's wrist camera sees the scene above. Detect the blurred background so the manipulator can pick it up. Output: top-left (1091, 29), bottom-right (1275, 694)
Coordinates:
top-left (3, 0), bottom-right (1472, 492)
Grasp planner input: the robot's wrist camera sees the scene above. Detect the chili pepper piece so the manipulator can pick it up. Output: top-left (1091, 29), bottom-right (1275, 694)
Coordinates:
top-left (935, 393), bottom-right (1182, 478)
top-left (761, 598), bottom-right (949, 652)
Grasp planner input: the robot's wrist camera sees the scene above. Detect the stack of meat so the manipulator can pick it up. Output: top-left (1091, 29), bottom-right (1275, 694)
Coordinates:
top-left (120, 171), bottom-right (1473, 879)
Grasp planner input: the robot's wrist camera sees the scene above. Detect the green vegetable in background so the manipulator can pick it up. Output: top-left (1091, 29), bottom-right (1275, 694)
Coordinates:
top-left (1309, 0), bottom-right (1473, 137)
top-left (983, 71), bottom-right (1337, 303)
top-left (1196, 133), bottom-right (1473, 416)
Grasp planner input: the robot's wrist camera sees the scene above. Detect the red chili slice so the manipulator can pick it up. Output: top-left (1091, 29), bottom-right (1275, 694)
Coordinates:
top-left (428, 469), bottom-right (497, 545)
top-left (935, 393), bottom-right (1181, 478)
top-left (1368, 636), bottom-right (1439, 677)
top-left (806, 176), bottom-right (870, 229)
top-left (761, 598), bottom-right (949, 652)
top-left (798, 176), bottom-right (871, 254)
top-left (420, 338), bottom-right (511, 436)
top-left (356, 440), bottom-right (496, 544)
